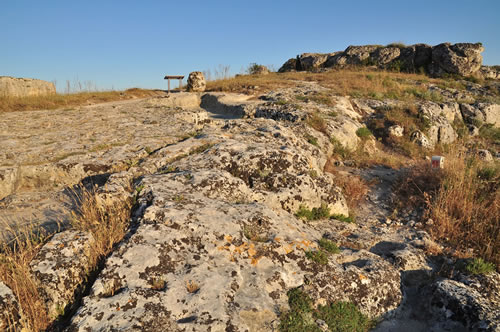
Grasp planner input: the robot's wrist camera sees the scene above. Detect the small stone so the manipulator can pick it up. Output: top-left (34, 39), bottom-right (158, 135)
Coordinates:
top-left (388, 125), bottom-right (404, 137)
top-left (427, 219), bottom-right (434, 225)
top-left (316, 319), bottom-right (329, 331)
top-left (408, 220), bottom-right (416, 227)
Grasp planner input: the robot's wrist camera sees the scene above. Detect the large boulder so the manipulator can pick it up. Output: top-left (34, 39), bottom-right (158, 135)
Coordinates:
top-left (186, 71), bottom-right (206, 92)
top-left (431, 43), bottom-right (484, 76)
top-left (298, 53), bottom-right (330, 71)
top-left (461, 103), bottom-right (500, 127)
top-left (278, 57), bottom-right (299, 72)
top-left (0, 76), bottom-right (56, 97)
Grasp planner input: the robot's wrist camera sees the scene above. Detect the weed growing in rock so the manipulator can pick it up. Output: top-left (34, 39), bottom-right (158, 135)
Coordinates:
top-left (355, 127), bottom-right (372, 139)
top-left (465, 258), bottom-right (496, 275)
top-left (71, 187), bottom-right (132, 271)
top-left (306, 112), bottom-right (328, 135)
top-left (318, 238), bottom-right (340, 254)
top-left (330, 138), bottom-right (353, 160)
top-left (305, 134), bottom-right (319, 147)
top-left (315, 301), bottom-right (374, 332)
top-left (331, 214), bottom-right (355, 223)
top-left (279, 288), bottom-right (372, 332)
top-left (296, 203), bottom-right (330, 221)
top-left (305, 250), bottom-right (329, 265)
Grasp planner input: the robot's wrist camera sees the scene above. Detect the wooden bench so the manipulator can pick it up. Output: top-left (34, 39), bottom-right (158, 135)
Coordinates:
top-left (164, 75), bottom-right (184, 93)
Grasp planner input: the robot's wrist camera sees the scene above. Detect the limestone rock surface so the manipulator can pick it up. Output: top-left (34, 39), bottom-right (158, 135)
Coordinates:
top-left (0, 76), bottom-right (56, 97)
top-left (187, 71), bottom-right (206, 92)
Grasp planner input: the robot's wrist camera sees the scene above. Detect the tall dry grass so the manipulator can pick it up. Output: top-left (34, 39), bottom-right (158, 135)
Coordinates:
top-left (0, 187), bottom-right (133, 330)
top-left (70, 187), bottom-right (132, 271)
top-left (0, 224), bottom-right (51, 331)
top-left (396, 156), bottom-right (499, 268)
top-left (205, 68), bottom-right (463, 102)
top-left (0, 88), bottom-right (161, 113)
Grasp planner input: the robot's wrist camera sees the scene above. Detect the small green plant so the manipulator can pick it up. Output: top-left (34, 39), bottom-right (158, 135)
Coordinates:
top-left (466, 258), bottom-right (496, 275)
top-left (305, 250), bottom-right (328, 265)
top-left (328, 111), bottom-right (338, 117)
top-left (330, 137), bottom-right (352, 159)
top-left (355, 127), bottom-right (372, 139)
top-left (184, 173), bottom-right (194, 180)
top-left (305, 134), bottom-right (319, 147)
top-left (316, 301), bottom-right (374, 332)
top-left (331, 214), bottom-right (355, 223)
top-left (144, 146), bottom-right (153, 155)
top-left (318, 238), bottom-right (340, 254)
top-left (296, 203), bottom-right (330, 221)
top-left (309, 170), bottom-right (318, 178)
top-left (279, 288), bottom-right (373, 332)
top-left (135, 184), bottom-right (145, 194)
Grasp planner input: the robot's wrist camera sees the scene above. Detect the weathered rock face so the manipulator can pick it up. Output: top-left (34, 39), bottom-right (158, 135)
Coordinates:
top-left (0, 282), bottom-right (20, 331)
top-left (431, 43), bottom-right (484, 77)
top-left (186, 71), bottom-right (206, 92)
top-left (279, 42), bottom-right (489, 77)
top-left (0, 76), bottom-right (56, 97)
top-left (460, 103), bottom-right (500, 128)
top-left (479, 66), bottom-right (500, 79)
top-left (29, 231), bottom-right (93, 318)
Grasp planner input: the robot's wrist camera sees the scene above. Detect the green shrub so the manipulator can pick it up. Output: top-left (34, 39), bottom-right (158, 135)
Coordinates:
top-left (280, 289), bottom-right (373, 332)
top-left (355, 127), bottom-right (372, 139)
top-left (305, 250), bottom-right (329, 265)
top-left (318, 238), bottom-right (340, 254)
top-left (466, 258), bottom-right (496, 275)
top-left (316, 302), bottom-right (374, 332)
top-left (296, 204), bottom-right (331, 221)
top-left (331, 214), bottom-right (355, 223)
top-left (305, 134), bottom-right (319, 147)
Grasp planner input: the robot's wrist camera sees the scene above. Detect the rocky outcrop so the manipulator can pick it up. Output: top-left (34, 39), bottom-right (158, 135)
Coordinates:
top-left (430, 43), bottom-right (484, 77)
top-left (460, 103), bottom-right (500, 127)
top-left (0, 76), bottom-right (56, 97)
top-left (279, 42), bottom-right (489, 78)
top-left (187, 71), bottom-right (206, 92)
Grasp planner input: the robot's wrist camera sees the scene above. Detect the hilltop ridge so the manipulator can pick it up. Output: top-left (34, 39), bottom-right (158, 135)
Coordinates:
top-left (279, 42), bottom-right (500, 79)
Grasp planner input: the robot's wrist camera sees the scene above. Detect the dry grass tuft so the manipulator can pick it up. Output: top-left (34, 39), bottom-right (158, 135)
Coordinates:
top-left (0, 186), bottom-right (133, 330)
top-left (324, 161), bottom-right (369, 210)
top-left (0, 88), bottom-right (161, 113)
top-left (0, 223), bottom-right (51, 331)
top-left (71, 187), bottom-right (132, 269)
top-left (396, 157), bottom-right (499, 268)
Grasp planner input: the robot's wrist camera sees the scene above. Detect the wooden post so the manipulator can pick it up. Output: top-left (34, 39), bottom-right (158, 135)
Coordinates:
top-left (168, 79), bottom-right (170, 93)
top-left (179, 79), bottom-right (182, 91)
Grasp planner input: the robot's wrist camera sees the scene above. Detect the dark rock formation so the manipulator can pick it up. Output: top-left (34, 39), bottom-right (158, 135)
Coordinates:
top-left (279, 42), bottom-right (489, 78)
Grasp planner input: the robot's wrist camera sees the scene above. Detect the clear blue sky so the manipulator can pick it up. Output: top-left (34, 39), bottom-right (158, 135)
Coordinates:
top-left (1, 0), bottom-right (499, 92)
